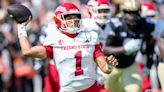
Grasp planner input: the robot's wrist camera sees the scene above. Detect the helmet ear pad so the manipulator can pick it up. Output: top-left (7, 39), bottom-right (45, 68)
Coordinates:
top-left (54, 16), bottom-right (62, 29)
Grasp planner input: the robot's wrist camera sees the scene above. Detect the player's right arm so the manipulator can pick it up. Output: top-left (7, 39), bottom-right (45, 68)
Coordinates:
top-left (17, 24), bottom-right (47, 59)
top-left (157, 38), bottom-right (164, 58)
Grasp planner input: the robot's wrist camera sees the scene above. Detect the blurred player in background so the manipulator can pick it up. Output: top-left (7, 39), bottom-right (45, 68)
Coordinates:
top-left (157, 30), bottom-right (164, 92)
top-left (81, 0), bottom-right (116, 86)
top-left (103, 0), bottom-right (155, 92)
top-left (140, 1), bottom-right (161, 92)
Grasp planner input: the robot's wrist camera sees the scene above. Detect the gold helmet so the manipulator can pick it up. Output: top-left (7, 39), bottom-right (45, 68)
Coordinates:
top-left (112, 0), bottom-right (124, 4)
top-left (120, 0), bottom-right (141, 11)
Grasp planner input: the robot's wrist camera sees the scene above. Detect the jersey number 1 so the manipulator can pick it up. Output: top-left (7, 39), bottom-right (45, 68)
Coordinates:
top-left (75, 51), bottom-right (84, 76)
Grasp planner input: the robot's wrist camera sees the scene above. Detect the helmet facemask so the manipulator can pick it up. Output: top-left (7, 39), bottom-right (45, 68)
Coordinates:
top-left (90, 7), bottom-right (112, 25)
top-left (58, 13), bottom-right (82, 34)
top-left (123, 10), bottom-right (140, 28)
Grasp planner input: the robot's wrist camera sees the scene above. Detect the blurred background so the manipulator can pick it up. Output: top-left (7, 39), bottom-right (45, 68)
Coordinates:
top-left (0, 0), bottom-right (163, 92)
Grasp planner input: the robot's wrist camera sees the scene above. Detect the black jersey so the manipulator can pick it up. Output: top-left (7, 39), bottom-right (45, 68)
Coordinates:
top-left (106, 18), bottom-right (154, 68)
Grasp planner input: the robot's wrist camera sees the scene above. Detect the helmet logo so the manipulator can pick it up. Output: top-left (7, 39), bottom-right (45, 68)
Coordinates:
top-left (58, 40), bottom-right (64, 45)
top-left (69, 9), bottom-right (79, 13)
top-left (56, 6), bottom-right (66, 12)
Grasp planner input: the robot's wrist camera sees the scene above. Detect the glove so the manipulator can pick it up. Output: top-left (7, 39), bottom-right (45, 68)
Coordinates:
top-left (123, 39), bottom-right (142, 55)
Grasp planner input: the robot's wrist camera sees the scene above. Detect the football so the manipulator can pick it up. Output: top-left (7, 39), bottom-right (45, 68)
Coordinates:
top-left (7, 4), bottom-right (32, 24)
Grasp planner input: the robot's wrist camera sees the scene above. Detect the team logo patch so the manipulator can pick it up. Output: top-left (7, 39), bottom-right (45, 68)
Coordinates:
top-left (58, 40), bottom-right (64, 45)
top-left (69, 9), bottom-right (79, 13)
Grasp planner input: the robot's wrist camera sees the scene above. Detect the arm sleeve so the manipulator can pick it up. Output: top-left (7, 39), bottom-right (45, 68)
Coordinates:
top-left (43, 46), bottom-right (53, 59)
top-left (94, 44), bottom-right (104, 60)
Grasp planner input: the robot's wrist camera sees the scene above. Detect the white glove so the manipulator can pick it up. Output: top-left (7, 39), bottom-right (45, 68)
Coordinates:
top-left (123, 39), bottom-right (142, 55)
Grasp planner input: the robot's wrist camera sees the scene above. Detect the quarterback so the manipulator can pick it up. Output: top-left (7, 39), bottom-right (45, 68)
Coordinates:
top-left (16, 2), bottom-right (118, 92)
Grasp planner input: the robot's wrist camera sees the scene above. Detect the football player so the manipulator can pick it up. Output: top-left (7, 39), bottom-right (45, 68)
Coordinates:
top-left (81, 0), bottom-right (115, 86)
top-left (103, 0), bottom-right (155, 92)
top-left (16, 2), bottom-right (118, 92)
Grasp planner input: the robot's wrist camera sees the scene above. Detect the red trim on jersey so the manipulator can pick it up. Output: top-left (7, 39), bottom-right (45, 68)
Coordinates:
top-left (63, 32), bottom-right (79, 38)
top-left (81, 81), bottom-right (109, 92)
top-left (44, 64), bottom-right (60, 92)
top-left (75, 51), bottom-right (84, 76)
top-left (44, 75), bottom-right (53, 92)
top-left (94, 44), bottom-right (104, 60)
top-left (44, 46), bottom-right (53, 59)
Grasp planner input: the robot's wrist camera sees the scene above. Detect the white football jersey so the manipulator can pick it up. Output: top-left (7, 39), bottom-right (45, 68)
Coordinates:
top-left (82, 18), bottom-right (112, 50)
top-left (43, 22), bottom-right (100, 91)
top-left (82, 18), bottom-right (113, 83)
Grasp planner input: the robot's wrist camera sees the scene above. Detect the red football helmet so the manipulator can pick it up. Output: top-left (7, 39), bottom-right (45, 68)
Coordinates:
top-left (87, 0), bottom-right (112, 25)
top-left (54, 2), bottom-right (81, 34)
top-left (141, 1), bottom-right (156, 17)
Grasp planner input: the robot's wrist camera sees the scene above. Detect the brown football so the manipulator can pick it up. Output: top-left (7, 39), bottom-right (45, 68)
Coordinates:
top-left (7, 4), bottom-right (32, 24)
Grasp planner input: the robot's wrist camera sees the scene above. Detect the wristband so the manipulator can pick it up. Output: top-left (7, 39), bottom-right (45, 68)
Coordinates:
top-left (17, 24), bottom-right (27, 38)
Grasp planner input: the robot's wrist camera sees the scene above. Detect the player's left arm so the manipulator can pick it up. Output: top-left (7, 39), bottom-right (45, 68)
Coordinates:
top-left (157, 38), bottom-right (164, 58)
top-left (94, 44), bottom-right (118, 74)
